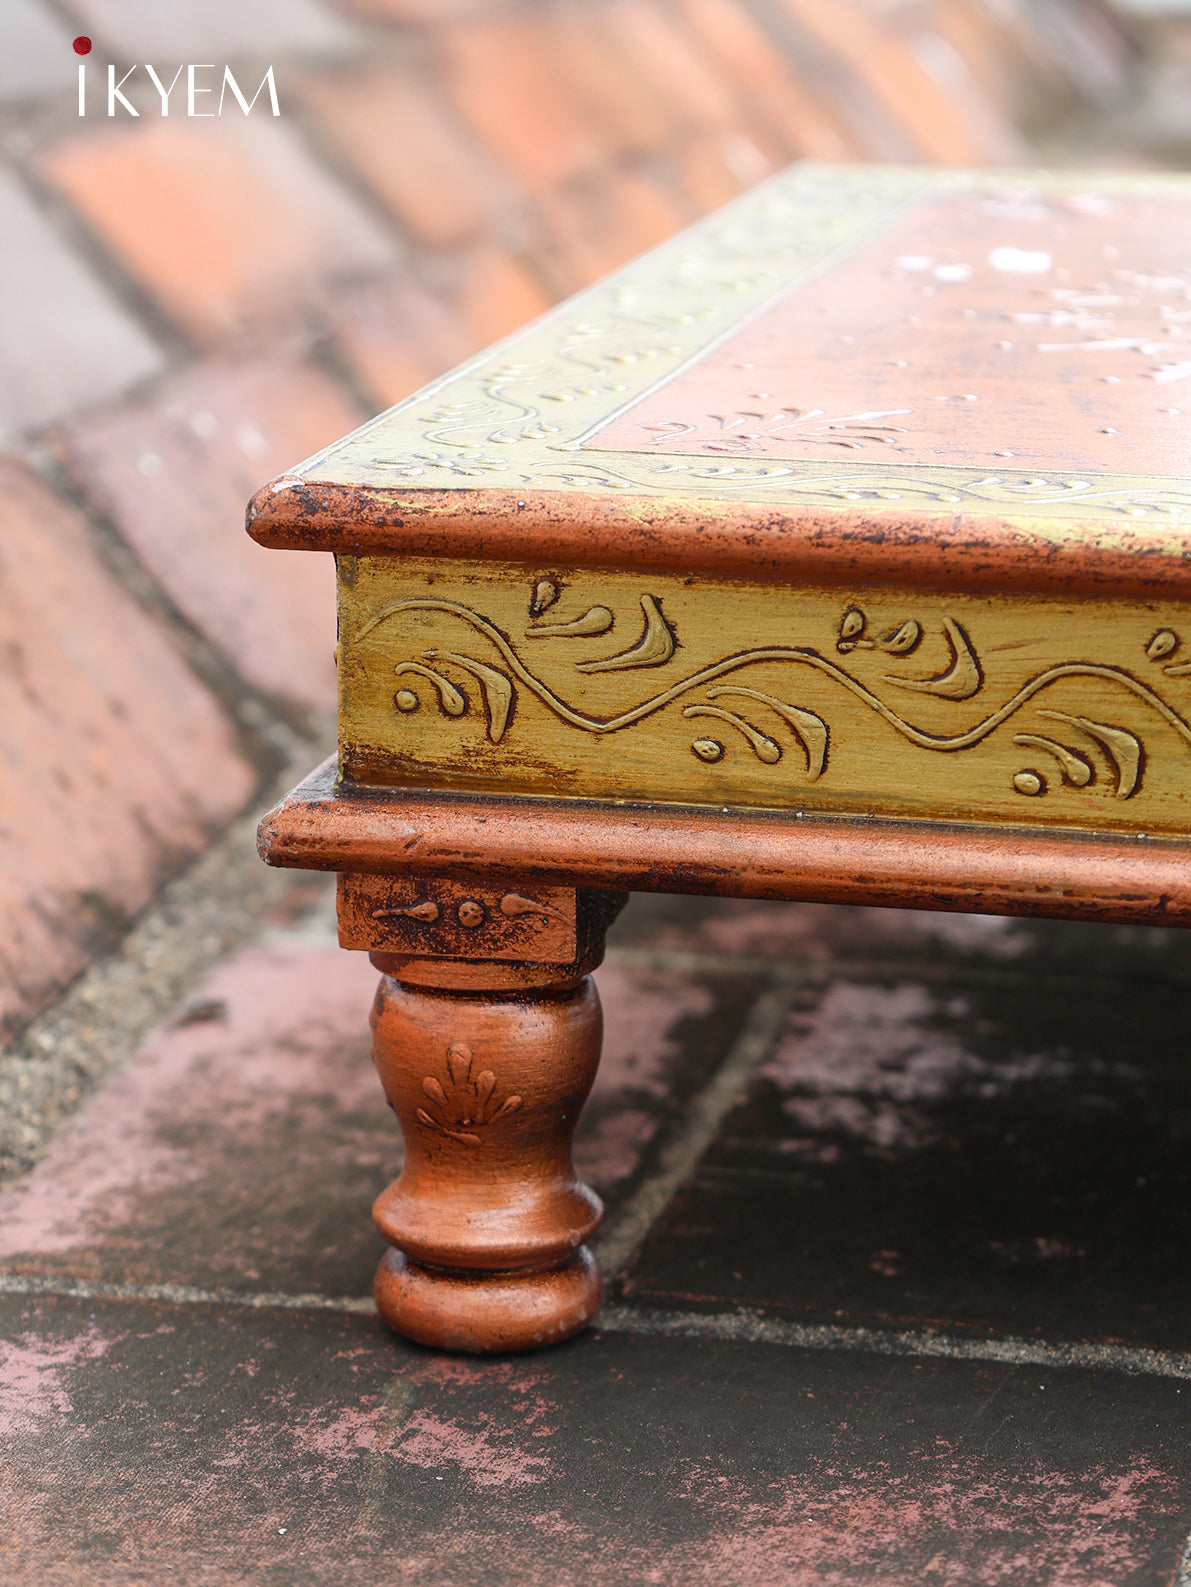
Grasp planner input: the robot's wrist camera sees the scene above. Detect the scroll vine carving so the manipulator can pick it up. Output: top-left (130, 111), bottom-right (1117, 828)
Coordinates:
top-left (352, 595), bottom-right (1191, 805)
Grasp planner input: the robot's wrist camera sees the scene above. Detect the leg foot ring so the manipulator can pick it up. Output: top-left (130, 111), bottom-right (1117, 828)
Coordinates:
top-left (374, 1246), bottom-right (602, 1354)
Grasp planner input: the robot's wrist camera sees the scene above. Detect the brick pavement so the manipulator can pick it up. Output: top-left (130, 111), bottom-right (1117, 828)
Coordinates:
top-left (4, 1), bottom-right (1191, 1580)
top-left (4, 893), bottom-right (1191, 1583)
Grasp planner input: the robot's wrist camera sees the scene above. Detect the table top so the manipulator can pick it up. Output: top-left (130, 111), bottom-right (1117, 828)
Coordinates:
top-left (249, 163), bottom-right (1191, 599)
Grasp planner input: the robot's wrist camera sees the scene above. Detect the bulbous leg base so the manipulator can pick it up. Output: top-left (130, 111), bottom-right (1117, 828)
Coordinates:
top-left (374, 1246), bottom-right (602, 1354)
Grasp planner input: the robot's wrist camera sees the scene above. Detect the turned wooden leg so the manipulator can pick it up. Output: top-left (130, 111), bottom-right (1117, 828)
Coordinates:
top-left (367, 957), bottom-right (605, 1352)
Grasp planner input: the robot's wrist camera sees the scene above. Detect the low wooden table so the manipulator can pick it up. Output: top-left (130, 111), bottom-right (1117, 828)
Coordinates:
top-left (250, 164), bottom-right (1191, 1353)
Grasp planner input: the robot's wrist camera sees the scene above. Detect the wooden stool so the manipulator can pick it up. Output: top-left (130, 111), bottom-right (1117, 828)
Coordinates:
top-left (250, 164), bottom-right (1191, 1352)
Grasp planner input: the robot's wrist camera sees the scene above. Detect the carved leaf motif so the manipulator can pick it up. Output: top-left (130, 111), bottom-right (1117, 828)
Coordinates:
top-left (683, 704), bottom-right (781, 763)
top-left (1012, 733), bottom-right (1093, 787)
top-left (879, 620), bottom-right (922, 655)
top-left (446, 1043), bottom-right (470, 1090)
top-left (1038, 710), bottom-right (1141, 797)
top-left (1147, 629), bottom-right (1178, 661)
top-left (883, 617), bottom-right (982, 701)
top-left (691, 738), bottom-right (724, 762)
top-left (500, 892), bottom-right (568, 925)
top-left (530, 580), bottom-right (560, 616)
top-left (525, 606), bottom-right (614, 638)
top-left (427, 651), bottom-right (514, 741)
top-left (394, 662), bottom-right (466, 716)
top-left (576, 595), bottom-right (674, 673)
top-left (372, 900), bottom-right (441, 922)
top-left (706, 687), bottom-right (828, 779)
top-left (423, 1076), bottom-right (448, 1109)
top-left (838, 608), bottom-right (866, 648)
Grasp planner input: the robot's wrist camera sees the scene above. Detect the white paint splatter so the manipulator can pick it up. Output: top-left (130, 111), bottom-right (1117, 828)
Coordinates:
top-left (989, 247), bottom-right (1053, 274)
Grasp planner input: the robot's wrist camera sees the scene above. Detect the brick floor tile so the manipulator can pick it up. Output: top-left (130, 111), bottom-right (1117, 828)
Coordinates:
top-left (549, 1), bottom-right (678, 157)
top-left (0, 169), bottom-right (162, 442)
top-left (37, 118), bottom-right (397, 345)
top-left (676, 132), bottom-right (767, 215)
top-left (334, 276), bottom-right (477, 407)
top-left (532, 170), bottom-right (687, 295)
top-left (0, 944), bottom-right (386, 1295)
top-left (614, 890), bottom-right (1191, 981)
top-left (928, 0), bottom-right (1041, 119)
top-left (599, 0), bottom-right (741, 131)
top-left (778, 0), bottom-right (1025, 164)
top-left (58, 358), bottom-right (361, 717)
top-left (614, 892), bottom-right (1034, 967)
top-left (0, 0), bottom-right (81, 100)
top-left (0, 930), bottom-right (759, 1292)
top-left (65, 0), bottom-right (356, 58)
top-left (303, 60), bottom-right (515, 248)
top-left (438, 14), bottom-right (604, 191)
top-left (2, 1294), bottom-right (1188, 1586)
top-left (676, 0), bottom-right (858, 159)
top-left (623, 959), bottom-right (1191, 1351)
top-left (580, 954), bottom-right (764, 1201)
top-left (450, 245), bottom-right (553, 347)
top-left (0, 463), bottom-right (254, 1044)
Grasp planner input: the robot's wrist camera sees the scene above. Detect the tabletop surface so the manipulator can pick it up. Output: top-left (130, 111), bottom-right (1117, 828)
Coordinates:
top-left (249, 163), bottom-right (1191, 594)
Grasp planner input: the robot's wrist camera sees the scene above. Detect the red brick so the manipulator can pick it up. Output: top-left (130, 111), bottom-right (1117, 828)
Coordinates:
top-left (0, 464), bottom-right (254, 1043)
top-left (335, 276), bottom-right (476, 408)
top-left (676, 0), bottom-right (859, 160)
top-left (549, 1), bottom-right (679, 157)
top-left (0, 167), bottom-right (162, 442)
top-left (0, 942), bottom-right (383, 1292)
top-left (778, 0), bottom-right (1023, 165)
top-left (438, 14), bottom-right (604, 190)
top-left (449, 246), bottom-right (554, 347)
top-left (676, 128), bottom-right (783, 217)
top-left (599, 0), bottom-right (741, 131)
top-left (303, 61), bottom-right (515, 247)
top-left (37, 118), bottom-right (396, 346)
top-left (58, 359), bottom-right (363, 718)
top-left (532, 171), bottom-right (688, 295)
top-left (927, 0), bottom-right (1037, 115)
top-left (677, 135), bottom-right (750, 216)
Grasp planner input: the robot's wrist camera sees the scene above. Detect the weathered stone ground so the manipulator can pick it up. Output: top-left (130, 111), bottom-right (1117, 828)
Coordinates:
top-left (4, 889), bottom-right (1191, 1585)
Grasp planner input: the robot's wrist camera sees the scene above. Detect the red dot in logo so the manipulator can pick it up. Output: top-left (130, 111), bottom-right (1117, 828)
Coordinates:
top-left (72, 36), bottom-right (92, 55)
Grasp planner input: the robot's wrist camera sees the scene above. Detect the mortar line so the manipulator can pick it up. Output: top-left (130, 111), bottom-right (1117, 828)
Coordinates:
top-left (593, 1305), bottom-right (1191, 1381)
top-left (5, 1272), bottom-right (1190, 1384)
top-left (592, 979), bottom-right (802, 1279)
top-left (1176, 1532), bottom-right (1191, 1587)
top-left (0, 741), bottom-right (334, 1189)
top-left (0, 1273), bottom-right (374, 1315)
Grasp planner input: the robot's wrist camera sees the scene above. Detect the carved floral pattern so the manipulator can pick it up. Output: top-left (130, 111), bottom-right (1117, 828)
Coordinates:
top-left (416, 1043), bottom-right (522, 1147)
